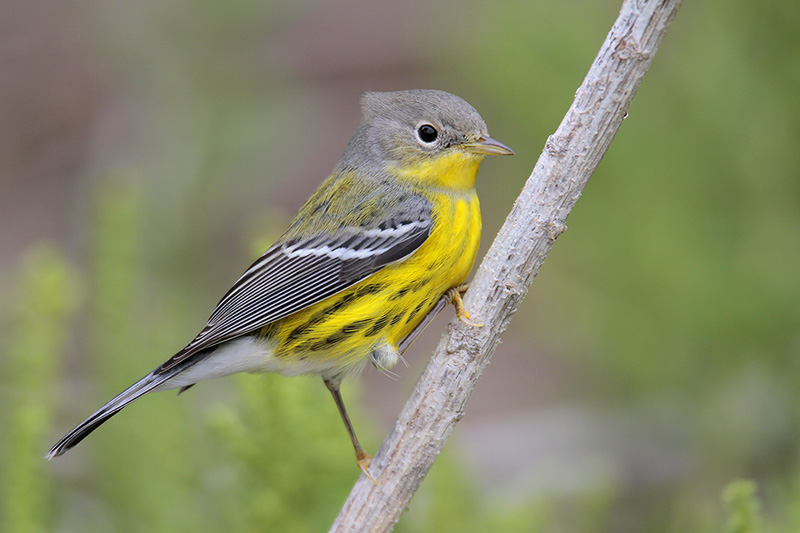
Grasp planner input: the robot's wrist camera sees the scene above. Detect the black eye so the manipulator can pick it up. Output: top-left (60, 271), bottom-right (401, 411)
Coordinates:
top-left (417, 124), bottom-right (438, 143)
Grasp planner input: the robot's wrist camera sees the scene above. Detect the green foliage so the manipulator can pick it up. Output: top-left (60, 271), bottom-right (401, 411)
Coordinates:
top-left (0, 247), bottom-right (80, 533)
top-left (723, 480), bottom-right (762, 533)
top-left (202, 374), bottom-right (357, 532)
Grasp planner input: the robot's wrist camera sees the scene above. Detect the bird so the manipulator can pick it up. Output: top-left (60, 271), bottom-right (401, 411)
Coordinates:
top-left (46, 89), bottom-right (514, 479)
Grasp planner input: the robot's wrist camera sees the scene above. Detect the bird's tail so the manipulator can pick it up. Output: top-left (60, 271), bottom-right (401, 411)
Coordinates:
top-left (45, 362), bottom-right (191, 460)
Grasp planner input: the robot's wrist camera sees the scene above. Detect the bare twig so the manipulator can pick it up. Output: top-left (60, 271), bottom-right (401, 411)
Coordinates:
top-left (331, 0), bottom-right (684, 530)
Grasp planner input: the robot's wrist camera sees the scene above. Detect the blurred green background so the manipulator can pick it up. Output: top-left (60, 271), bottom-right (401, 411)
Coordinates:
top-left (1, 0), bottom-right (798, 531)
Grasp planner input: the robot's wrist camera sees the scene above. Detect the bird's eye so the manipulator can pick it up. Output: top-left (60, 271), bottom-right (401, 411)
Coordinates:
top-left (417, 124), bottom-right (438, 143)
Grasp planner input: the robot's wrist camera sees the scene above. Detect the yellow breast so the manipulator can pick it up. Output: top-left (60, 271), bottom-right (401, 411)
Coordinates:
top-left (267, 190), bottom-right (480, 368)
top-left (381, 188), bottom-right (481, 345)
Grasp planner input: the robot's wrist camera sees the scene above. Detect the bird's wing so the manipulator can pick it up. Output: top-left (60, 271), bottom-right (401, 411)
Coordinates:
top-left (157, 214), bottom-right (432, 372)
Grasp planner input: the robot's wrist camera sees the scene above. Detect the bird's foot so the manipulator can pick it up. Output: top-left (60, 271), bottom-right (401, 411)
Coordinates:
top-left (447, 283), bottom-right (484, 327)
top-left (357, 449), bottom-right (377, 485)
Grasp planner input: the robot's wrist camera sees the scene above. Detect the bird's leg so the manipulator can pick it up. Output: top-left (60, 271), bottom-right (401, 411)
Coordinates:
top-left (445, 282), bottom-right (483, 327)
top-left (323, 377), bottom-right (377, 484)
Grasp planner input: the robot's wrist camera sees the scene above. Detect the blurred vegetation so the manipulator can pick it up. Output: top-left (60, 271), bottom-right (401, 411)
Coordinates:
top-left (0, 248), bottom-right (80, 533)
top-left (1, 0), bottom-right (799, 531)
top-left (723, 479), bottom-right (762, 533)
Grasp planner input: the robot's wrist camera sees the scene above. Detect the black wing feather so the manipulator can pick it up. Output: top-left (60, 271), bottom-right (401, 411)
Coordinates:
top-left (158, 217), bottom-right (431, 372)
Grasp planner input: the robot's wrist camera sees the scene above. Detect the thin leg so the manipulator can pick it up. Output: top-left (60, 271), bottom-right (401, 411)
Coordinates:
top-left (445, 282), bottom-right (484, 327)
top-left (324, 378), bottom-right (377, 484)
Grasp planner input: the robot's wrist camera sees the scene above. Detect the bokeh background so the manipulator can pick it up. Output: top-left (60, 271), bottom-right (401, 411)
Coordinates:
top-left (1, 0), bottom-right (798, 531)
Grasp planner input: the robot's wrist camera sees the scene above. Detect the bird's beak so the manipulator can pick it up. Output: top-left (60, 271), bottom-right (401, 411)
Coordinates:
top-left (461, 135), bottom-right (515, 156)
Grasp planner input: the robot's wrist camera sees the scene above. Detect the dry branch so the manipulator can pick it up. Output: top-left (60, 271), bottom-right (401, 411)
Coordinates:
top-left (331, 0), bottom-right (684, 530)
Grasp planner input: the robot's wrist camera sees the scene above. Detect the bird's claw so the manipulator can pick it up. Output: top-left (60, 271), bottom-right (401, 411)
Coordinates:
top-left (357, 450), bottom-right (378, 485)
top-left (447, 284), bottom-right (484, 328)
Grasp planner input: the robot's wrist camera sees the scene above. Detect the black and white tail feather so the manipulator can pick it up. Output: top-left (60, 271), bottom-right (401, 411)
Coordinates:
top-left (45, 356), bottom-right (205, 459)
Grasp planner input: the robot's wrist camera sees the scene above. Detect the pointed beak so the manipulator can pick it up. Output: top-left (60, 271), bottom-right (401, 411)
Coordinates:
top-left (461, 135), bottom-right (515, 156)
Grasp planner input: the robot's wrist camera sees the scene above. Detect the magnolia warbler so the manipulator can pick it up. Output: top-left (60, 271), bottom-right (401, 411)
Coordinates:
top-left (47, 89), bottom-right (514, 479)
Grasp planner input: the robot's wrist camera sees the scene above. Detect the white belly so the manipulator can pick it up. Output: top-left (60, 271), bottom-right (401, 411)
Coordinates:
top-left (156, 336), bottom-right (376, 390)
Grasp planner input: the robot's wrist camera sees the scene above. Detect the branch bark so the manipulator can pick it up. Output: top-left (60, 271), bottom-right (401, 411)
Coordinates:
top-left (331, 0), bottom-right (683, 530)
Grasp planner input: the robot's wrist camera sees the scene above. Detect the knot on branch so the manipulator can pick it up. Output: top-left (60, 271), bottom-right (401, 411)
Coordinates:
top-left (545, 133), bottom-right (569, 157)
top-left (536, 216), bottom-right (567, 242)
top-left (615, 34), bottom-right (651, 61)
